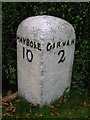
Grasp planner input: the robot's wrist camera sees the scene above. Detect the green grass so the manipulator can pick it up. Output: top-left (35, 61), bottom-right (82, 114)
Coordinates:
top-left (2, 91), bottom-right (90, 119)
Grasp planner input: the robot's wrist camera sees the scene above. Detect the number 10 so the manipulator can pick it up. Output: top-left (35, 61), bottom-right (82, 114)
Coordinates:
top-left (23, 47), bottom-right (33, 62)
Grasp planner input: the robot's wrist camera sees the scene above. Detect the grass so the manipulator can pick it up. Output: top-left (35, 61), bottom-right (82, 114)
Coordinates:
top-left (2, 90), bottom-right (90, 119)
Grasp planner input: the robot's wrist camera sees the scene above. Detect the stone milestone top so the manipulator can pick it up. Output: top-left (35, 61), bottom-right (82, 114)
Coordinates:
top-left (17, 15), bottom-right (75, 53)
top-left (17, 15), bottom-right (75, 106)
top-left (17, 15), bottom-right (75, 42)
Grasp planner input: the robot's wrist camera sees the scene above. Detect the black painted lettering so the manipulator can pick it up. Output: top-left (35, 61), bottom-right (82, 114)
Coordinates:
top-left (58, 50), bottom-right (65, 63)
top-left (26, 39), bottom-right (30, 46)
top-left (47, 43), bottom-right (52, 51)
top-left (30, 41), bottom-right (33, 48)
top-left (26, 50), bottom-right (33, 62)
top-left (23, 47), bottom-right (25, 59)
top-left (62, 41), bottom-right (66, 46)
top-left (57, 42), bottom-right (61, 48)
top-left (16, 35), bottom-right (20, 41)
top-left (23, 37), bottom-right (27, 44)
top-left (19, 37), bottom-right (22, 43)
top-left (66, 40), bottom-right (70, 46)
top-left (71, 39), bottom-right (75, 45)
top-left (38, 43), bottom-right (41, 51)
top-left (34, 42), bottom-right (38, 49)
top-left (53, 43), bottom-right (55, 49)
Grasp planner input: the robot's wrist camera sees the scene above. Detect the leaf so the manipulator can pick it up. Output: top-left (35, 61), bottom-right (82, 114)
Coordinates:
top-left (58, 97), bottom-right (63, 104)
top-left (10, 102), bottom-right (13, 107)
top-left (3, 113), bottom-right (11, 117)
top-left (50, 109), bottom-right (59, 116)
top-left (2, 91), bottom-right (18, 102)
top-left (2, 99), bottom-right (16, 113)
top-left (50, 105), bottom-right (54, 109)
top-left (50, 105), bottom-right (59, 116)
top-left (27, 113), bottom-right (30, 118)
top-left (2, 102), bottom-right (9, 106)
top-left (35, 113), bottom-right (43, 118)
top-left (56, 97), bottom-right (63, 107)
top-left (6, 102), bottom-right (15, 112)
top-left (12, 107), bottom-right (16, 113)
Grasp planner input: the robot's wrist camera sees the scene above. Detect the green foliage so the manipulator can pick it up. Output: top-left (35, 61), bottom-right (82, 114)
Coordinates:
top-left (15, 98), bottom-right (30, 118)
top-left (2, 94), bottom-right (89, 118)
top-left (2, 3), bottom-right (89, 94)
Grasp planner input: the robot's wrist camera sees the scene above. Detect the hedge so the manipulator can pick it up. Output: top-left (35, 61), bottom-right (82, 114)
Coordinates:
top-left (2, 2), bottom-right (89, 95)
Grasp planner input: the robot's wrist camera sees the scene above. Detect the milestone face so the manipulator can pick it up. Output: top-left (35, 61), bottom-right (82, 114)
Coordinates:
top-left (17, 15), bottom-right (75, 106)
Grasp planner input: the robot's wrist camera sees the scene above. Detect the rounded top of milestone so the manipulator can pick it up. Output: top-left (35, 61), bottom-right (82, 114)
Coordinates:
top-left (17, 15), bottom-right (75, 36)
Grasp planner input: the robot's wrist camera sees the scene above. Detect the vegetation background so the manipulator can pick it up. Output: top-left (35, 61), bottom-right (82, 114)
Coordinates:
top-left (2, 2), bottom-right (90, 119)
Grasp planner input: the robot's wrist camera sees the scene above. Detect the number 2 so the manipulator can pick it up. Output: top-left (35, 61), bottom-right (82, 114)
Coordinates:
top-left (58, 50), bottom-right (65, 63)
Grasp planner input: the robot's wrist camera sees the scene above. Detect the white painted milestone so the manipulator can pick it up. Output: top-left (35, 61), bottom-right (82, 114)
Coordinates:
top-left (17, 15), bottom-right (76, 106)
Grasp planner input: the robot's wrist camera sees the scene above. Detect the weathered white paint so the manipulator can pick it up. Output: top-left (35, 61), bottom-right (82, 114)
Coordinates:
top-left (17, 15), bottom-right (76, 106)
